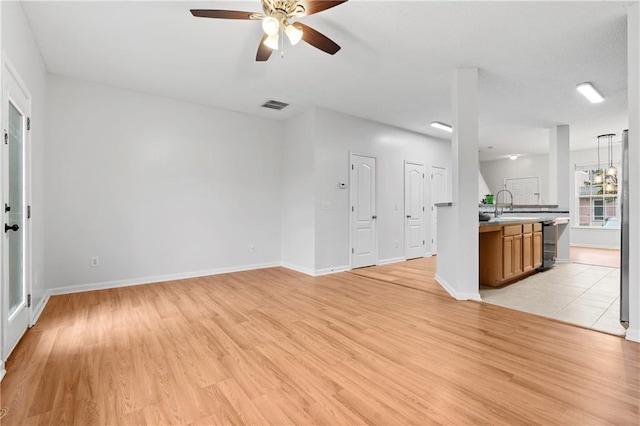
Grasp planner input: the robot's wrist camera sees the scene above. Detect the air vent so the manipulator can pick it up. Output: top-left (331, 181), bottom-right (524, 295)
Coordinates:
top-left (261, 100), bottom-right (289, 111)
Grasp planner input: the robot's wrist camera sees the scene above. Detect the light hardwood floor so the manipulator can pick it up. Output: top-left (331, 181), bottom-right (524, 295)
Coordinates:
top-left (1, 259), bottom-right (639, 425)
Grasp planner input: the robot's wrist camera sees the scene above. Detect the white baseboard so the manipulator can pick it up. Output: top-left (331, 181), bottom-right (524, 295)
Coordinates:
top-left (47, 261), bottom-right (282, 296)
top-left (424, 252), bottom-right (433, 257)
top-left (314, 265), bottom-right (351, 276)
top-left (280, 262), bottom-right (316, 276)
top-left (378, 257), bottom-right (406, 265)
top-left (570, 243), bottom-right (620, 250)
top-left (434, 274), bottom-right (481, 301)
top-left (626, 326), bottom-right (640, 343)
top-left (281, 263), bottom-right (352, 277)
top-left (0, 360), bottom-right (5, 383)
top-left (30, 293), bottom-right (50, 327)
top-left (556, 258), bottom-right (571, 264)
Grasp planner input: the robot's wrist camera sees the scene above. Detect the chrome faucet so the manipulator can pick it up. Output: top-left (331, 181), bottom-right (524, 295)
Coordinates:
top-left (494, 189), bottom-right (514, 217)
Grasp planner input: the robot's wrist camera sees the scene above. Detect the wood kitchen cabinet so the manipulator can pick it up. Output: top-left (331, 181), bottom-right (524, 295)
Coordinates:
top-left (480, 221), bottom-right (543, 287)
top-left (522, 223), bottom-right (534, 273)
top-left (532, 222), bottom-right (542, 269)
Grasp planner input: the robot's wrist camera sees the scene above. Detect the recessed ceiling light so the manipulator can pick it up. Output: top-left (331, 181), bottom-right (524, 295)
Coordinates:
top-left (509, 154), bottom-right (519, 160)
top-left (430, 121), bottom-right (453, 133)
top-left (576, 82), bottom-right (604, 103)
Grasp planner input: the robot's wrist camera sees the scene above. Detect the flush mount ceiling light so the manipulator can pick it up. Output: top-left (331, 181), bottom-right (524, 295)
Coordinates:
top-left (430, 121), bottom-right (453, 133)
top-left (190, 0), bottom-right (348, 61)
top-left (576, 82), bottom-right (604, 103)
top-left (509, 154), bottom-right (519, 160)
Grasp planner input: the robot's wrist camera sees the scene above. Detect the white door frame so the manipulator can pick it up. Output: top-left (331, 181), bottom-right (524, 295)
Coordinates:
top-left (504, 176), bottom-right (540, 205)
top-left (349, 152), bottom-right (378, 269)
top-left (2, 54), bottom-right (33, 362)
top-left (430, 165), bottom-right (448, 255)
top-left (404, 160), bottom-right (425, 260)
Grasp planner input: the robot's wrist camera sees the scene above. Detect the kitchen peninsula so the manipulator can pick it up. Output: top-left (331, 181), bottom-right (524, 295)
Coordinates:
top-left (479, 218), bottom-right (544, 287)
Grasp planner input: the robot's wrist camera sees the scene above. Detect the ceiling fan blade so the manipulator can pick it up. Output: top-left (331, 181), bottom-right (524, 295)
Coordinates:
top-left (190, 9), bottom-right (258, 20)
top-left (297, 23), bottom-right (341, 55)
top-left (256, 34), bottom-right (274, 62)
top-left (300, 0), bottom-right (349, 16)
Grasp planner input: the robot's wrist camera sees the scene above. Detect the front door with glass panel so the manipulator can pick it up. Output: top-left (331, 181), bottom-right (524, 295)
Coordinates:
top-left (3, 60), bottom-right (31, 360)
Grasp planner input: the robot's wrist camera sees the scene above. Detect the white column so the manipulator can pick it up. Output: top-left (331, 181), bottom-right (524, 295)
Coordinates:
top-left (548, 125), bottom-right (570, 210)
top-left (435, 68), bottom-right (480, 300)
top-left (548, 125), bottom-right (570, 263)
top-left (626, 2), bottom-right (640, 343)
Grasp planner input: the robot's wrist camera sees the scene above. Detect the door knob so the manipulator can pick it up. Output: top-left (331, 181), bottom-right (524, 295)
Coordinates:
top-left (372, 215), bottom-right (377, 219)
top-left (4, 224), bottom-right (19, 233)
top-left (406, 215), bottom-right (411, 218)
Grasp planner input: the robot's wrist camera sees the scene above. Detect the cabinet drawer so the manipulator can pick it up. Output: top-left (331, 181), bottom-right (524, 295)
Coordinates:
top-left (522, 223), bottom-right (533, 233)
top-left (533, 222), bottom-right (542, 232)
top-left (503, 224), bottom-right (522, 236)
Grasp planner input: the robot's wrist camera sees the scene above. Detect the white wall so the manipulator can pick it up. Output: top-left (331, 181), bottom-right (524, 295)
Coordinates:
top-left (281, 109), bottom-right (316, 274)
top-left (2, 2), bottom-right (48, 321)
top-left (44, 75), bottom-right (283, 292)
top-left (480, 154), bottom-right (549, 204)
top-left (570, 146), bottom-right (622, 249)
top-left (479, 171), bottom-right (491, 203)
top-left (312, 108), bottom-right (451, 272)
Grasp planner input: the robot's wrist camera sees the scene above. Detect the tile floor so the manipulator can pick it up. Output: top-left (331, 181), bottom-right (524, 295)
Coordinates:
top-left (480, 263), bottom-right (626, 336)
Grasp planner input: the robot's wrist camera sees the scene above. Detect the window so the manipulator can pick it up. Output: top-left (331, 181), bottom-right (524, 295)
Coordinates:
top-left (575, 163), bottom-right (620, 228)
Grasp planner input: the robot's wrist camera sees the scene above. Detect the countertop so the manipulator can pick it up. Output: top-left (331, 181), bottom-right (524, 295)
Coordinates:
top-left (479, 216), bottom-right (570, 230)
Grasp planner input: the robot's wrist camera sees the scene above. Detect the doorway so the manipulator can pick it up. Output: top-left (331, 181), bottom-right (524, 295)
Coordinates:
top-left (404, 161), bottom-right (425, 260)
top-left (2, 59), bottom-right (32, 361)
top-left (350, 153), bottom-right (377, 269)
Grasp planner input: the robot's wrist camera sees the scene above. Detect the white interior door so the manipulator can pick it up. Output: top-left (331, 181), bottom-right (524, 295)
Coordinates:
top-left (350, 154), bottom-right (377, 268)
top-left (505, 177), bottom-right (540, 205)
top-left (404, 161), bottom-right (425, 260)
top-left (430, 166), bottom-right (447, 255)
top-left (3, 59), bottom-right (31, 361)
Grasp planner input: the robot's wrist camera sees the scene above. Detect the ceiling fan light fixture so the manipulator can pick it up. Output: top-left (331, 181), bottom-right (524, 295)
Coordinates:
top-left (285, 23), bottom-right (303, 45)
top-left (264, 33), bottom-right (279, 50)
top-left (262, 16), bottom-right (280, 36)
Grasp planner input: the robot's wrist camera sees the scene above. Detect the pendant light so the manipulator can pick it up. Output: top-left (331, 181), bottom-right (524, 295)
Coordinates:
top-left (593, 135), bottom-right (603, 184)
top-left (605, 133), bottom-right (617, 176)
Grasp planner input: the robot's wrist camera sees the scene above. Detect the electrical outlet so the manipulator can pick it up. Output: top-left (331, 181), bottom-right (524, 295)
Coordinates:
top-left (394, 240), bottom-right (399, 248)
top-left (250, 245), bottom-right (257, 253)
top-left (90, 256), bottom-right (99, 267)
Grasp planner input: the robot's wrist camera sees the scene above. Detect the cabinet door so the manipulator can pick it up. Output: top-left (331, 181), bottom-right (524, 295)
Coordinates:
top-left (503, 236), bottom-right (514, 280)
top-left (513, 234), bottom-right (523, 275)
top-left (533, 231), bottom-right (542, 268)
top-left (522, 232), bottom-right (533, 272)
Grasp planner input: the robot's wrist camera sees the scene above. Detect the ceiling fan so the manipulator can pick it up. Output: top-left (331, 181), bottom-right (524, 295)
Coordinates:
top-left (190, 0), bottom-right (348, 61)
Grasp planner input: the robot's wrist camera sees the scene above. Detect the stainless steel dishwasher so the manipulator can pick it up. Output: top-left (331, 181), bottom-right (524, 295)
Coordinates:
top-left (538, 220), bottom-right (557, 271)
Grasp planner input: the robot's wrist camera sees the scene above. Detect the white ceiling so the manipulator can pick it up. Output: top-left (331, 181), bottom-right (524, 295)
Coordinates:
top-left (21, 1), bottom-right (630, 161)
